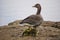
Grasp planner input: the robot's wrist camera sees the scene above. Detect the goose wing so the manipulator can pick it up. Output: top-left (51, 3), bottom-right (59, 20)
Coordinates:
top-left (20, 15), bottom-right (43, 25)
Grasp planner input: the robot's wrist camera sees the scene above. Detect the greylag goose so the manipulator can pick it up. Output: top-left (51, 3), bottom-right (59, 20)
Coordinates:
top-left (20, 3), bottom-right (43, 28)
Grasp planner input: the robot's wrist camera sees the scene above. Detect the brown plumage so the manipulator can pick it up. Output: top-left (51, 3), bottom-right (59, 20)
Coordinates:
top-left (20, 3), bottom-right (43, 28)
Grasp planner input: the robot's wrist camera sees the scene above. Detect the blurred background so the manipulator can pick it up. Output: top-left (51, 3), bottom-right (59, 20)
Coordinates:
top-left (0, 0), bottom-right (60, 26)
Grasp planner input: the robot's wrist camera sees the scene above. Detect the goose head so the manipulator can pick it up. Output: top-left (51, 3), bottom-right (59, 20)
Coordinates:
top-left (33, 3), bottom-right (41, 15)
top-left (33, 3), bottom-right (41, 9)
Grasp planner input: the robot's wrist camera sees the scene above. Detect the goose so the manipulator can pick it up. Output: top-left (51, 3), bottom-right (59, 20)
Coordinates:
top-left (20, 3), bottom-right (43, 28)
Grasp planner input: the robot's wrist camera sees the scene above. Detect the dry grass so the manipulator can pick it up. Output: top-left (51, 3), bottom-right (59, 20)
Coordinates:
top-left (0, 20), bottom-right (60, 40)
top-left (0, 25), bottom-right (60, 40)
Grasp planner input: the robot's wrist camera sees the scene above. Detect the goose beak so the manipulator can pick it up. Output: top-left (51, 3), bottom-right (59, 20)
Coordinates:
top-left (32, 6), bottom-right (35, 7)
